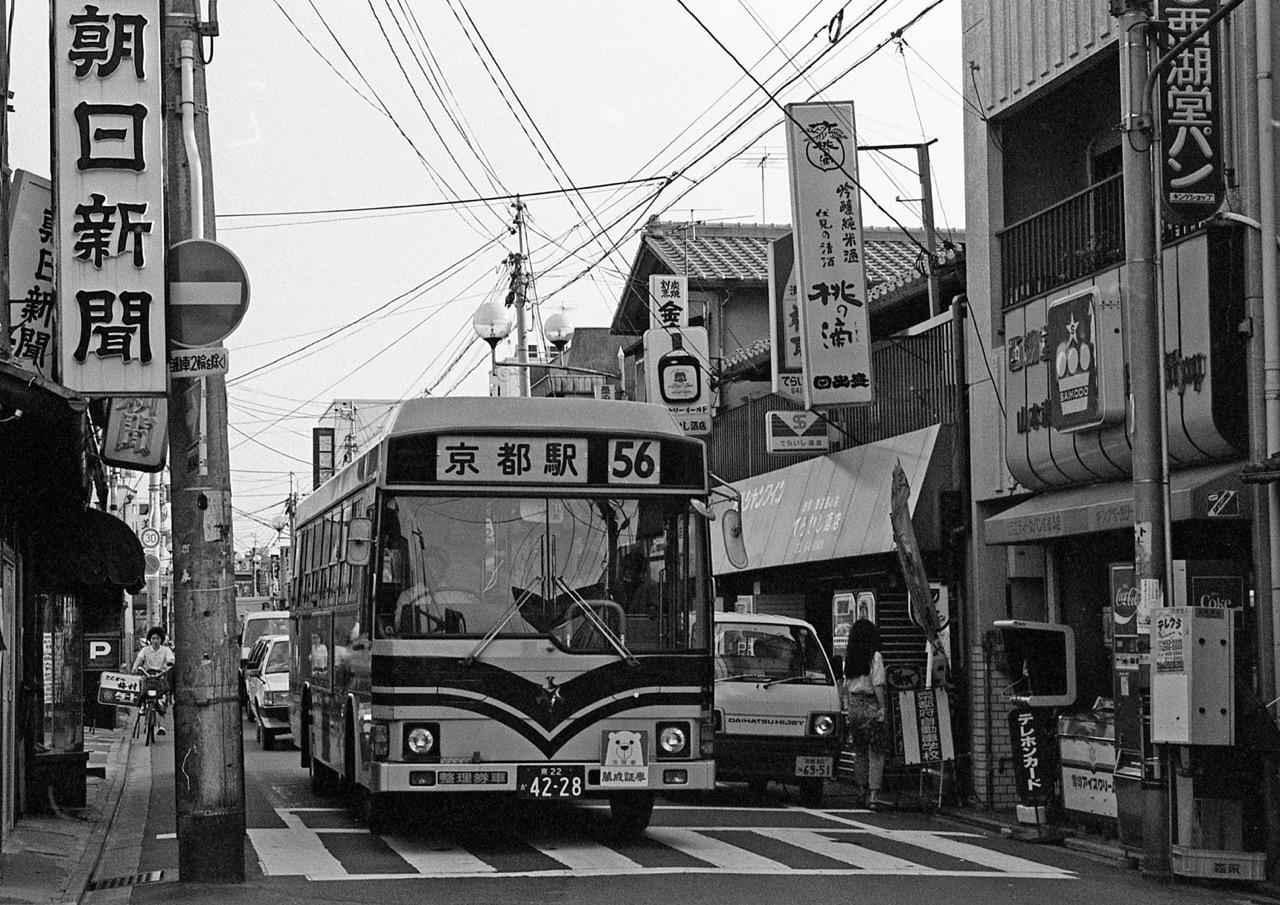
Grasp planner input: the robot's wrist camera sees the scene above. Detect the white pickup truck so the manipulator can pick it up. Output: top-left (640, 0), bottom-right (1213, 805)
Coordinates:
top-left (712, 611), bottom-right (844, 807)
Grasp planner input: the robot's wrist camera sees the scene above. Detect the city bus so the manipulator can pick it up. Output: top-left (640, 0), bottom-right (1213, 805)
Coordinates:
top-left (287, 397), bottom-right (736, 835)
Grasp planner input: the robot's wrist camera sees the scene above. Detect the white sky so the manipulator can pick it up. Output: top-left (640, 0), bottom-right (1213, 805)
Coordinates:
top-left (9, 0), bottom-right (967, 557)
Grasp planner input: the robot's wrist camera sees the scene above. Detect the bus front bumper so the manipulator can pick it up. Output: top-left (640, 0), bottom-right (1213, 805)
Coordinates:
top-left (369, 760), bottom-right (714, 795)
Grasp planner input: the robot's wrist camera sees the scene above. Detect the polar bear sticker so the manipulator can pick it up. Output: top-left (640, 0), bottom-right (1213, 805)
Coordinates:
top-left (603, 730), bottom-right (646, 766)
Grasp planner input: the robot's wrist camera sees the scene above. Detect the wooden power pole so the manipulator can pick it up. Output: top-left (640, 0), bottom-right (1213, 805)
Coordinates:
top-left (162, 0), bottom-right (246, 882)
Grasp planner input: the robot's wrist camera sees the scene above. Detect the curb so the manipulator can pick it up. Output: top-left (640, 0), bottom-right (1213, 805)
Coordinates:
top-left (70, 728), bottom-right (134, 905)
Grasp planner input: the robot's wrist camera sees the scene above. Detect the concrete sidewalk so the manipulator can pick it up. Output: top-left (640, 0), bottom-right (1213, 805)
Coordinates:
top-left (0, 723), bottom-right (137, 905)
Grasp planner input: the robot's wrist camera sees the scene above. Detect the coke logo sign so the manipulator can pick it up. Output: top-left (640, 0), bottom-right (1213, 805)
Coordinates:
top-left (1113, 586), bottom-right (1139, 623)
top-left (1198, 593), bottom-right (1236, 609)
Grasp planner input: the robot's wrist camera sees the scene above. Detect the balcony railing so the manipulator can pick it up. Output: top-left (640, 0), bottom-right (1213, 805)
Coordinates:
top-left (708, 316), bottom-right (957, 483)
top-left (997, 173), bottom-right (1125, 310)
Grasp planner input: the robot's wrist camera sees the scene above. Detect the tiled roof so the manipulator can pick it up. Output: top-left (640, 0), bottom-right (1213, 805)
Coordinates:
top-left (641, 221), bottom-right (963, 288)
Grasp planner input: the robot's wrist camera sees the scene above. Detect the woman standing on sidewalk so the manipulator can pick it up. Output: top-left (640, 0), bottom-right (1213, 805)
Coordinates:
top-left (843, 618), bottom-right (888, 809)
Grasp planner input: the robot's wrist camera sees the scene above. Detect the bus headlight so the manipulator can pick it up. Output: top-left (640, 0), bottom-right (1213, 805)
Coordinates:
top-left (404, 723), bottom-right (439, 760)
top-left (810, 713), bottom-right (838, 737)
top-left (657, 722), bottom-right (690, 758)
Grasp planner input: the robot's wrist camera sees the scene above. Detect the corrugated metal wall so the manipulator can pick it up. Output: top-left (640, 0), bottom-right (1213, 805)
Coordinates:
top-left (965, 0), bottom-right (1116, 118)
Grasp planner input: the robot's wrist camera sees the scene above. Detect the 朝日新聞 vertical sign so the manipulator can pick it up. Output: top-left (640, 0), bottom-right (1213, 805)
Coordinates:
top-left (1159, 0), bottom-right (1223, 226)
top-left (9, 171), bottom-right (57, 380)
top-left (785, 102), bottom-right (872, 409)
top-left (53, 1), bottom-right (167, 396)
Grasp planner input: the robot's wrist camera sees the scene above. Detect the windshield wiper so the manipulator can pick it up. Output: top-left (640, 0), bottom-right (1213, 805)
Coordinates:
top-left (715, 673), bottom-right (771, 684)
top-left (764, 675), bottom-right (808, 688)
top-left (554, 578), bottom-right (639, 666)
top-left (463, 584), bottom-right (539, 667)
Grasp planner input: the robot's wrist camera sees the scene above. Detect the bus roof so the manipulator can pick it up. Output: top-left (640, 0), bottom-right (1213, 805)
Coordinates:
top-left (382, 397), bottom-right (688, 439)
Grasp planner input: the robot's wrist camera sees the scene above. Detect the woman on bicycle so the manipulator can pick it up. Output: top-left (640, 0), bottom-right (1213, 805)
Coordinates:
top-left (133, 626), bottom-right (175, 736)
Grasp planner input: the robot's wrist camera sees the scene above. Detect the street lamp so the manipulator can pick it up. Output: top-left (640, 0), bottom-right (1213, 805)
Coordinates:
top-left (543, 309), bottom-right (574, 356)
top-left (472, 299), bottom-right (515, 395)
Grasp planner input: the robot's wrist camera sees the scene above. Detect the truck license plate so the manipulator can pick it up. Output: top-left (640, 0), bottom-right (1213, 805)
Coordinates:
top-left (795, 756), bottom-right (833, 778)
top-left (516, 765), bottom-right (584, 798)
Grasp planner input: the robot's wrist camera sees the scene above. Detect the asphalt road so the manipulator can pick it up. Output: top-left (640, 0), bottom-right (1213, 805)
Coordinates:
top-left (101, 717), bottom-right (1272, 905)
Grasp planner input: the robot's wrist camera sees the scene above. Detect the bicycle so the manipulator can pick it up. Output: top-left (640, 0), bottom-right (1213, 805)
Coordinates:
top-left (133, 667), bottom-right (171, 746)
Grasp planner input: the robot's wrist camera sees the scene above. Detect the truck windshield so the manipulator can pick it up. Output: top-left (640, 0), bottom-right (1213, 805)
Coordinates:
top-left (715, 622), bottom-right (834, 684)
top-left (373, 494), bottom-right (708, 652)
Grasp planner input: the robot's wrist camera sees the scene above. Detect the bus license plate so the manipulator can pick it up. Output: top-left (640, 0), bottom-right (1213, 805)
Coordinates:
top-left (516, 765), bottom-right (584, 798)
top-left (795, 756), bottom-right (833, 778)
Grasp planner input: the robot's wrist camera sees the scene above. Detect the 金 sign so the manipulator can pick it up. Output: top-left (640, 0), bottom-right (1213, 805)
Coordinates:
top-left (1159, 0), bottom-right (1224, 226)
top-left (102, 395), bottom-right (166, 471)
top-left (53, 0), bottom-right (167, 395)
top-left (785, 101), bottom-right (872, 409)
top-left (437, 436), bottom-right (589, 484)
top-left (648, 275), bottom-right (688, 329)
top-left (8, 171), bottom-right (57, 379)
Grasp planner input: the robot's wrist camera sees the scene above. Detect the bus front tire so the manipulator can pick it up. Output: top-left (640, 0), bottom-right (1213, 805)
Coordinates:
top-left (362, 789), bottom-right (394, 835)
top-left (310, 753), bottom-right (339, 797)
top-left (608, 792), bottom-right (654, 838)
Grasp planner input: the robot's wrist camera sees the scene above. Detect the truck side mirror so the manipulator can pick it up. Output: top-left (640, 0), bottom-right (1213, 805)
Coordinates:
top-left (346, 517), bottom-right (373, 567)
top-left (722, 506), bottom-right (747, 570)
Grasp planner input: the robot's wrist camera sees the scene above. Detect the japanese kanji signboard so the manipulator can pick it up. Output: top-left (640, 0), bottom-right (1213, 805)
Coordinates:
top-left (643, 326), bottom-right (711, 436)
top-left (436, 436), bottom-right (590, 484)
top-left (102, 395), bottom-right (166, 471)
top-left (767, 233), bottom-right (804, 402)
top-left (647, 275), bottom-right (688, 329)
top-left (53, 0), bottom-right (166, 395)
top-left (8, 171), bottom-right (57, 379)
top-left (784, 102), bottom-right (872, 409)
top-left (1159, 0), bottom-right (1223, 226)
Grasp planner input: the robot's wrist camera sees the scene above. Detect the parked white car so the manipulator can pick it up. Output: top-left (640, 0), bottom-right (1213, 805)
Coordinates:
top-left (713, 611), bottom-right (844, 807)
top-left (245, 633), bottom-right (292, 750)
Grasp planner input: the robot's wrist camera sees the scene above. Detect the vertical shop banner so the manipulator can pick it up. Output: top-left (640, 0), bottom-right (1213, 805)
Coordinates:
top-left (53, 0), bottom-right (167, 395)
top-left (8, 171), bottom-right (57, 379)
top-left (785, 102), bottom-right (872, 409)
top-left (648, 275), bottom-right (688, 329)
top-left (1008, 706), bottom-right (1055, 803)
top-left (766, 234), bottom-right (804, 402)
top-left (1159, 0), bottom-right (1223, 225)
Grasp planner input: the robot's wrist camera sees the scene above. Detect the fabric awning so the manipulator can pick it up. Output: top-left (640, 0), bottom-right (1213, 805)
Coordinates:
top-left (712, 424), bottom-right (949, 575)
top-left (984, 461), bottom-right (1249, 545)
top-left (33, 507), bottom-right (146, 592)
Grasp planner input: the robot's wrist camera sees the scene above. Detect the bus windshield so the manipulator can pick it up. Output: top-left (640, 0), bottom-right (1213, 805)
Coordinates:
top-left (373, 494), bottom-right (708, 652)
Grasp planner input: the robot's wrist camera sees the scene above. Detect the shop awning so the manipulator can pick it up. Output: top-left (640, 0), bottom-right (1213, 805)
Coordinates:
top-left (33, 507), bottom-right (146, 592)
top-left (984, 461), bottom-right (1249, 545)
top-left (712, 424), bottom-right (950, 575)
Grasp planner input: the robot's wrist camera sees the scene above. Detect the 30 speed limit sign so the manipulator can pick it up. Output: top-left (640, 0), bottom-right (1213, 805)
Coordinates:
top-left (139, 527), bottom-right (161, 549)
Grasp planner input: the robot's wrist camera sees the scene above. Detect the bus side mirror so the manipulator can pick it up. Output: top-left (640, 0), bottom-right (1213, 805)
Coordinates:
top-left (347, 517), bottom-right (373, 568)
top-left (722, 506), bottom-right (747, 570)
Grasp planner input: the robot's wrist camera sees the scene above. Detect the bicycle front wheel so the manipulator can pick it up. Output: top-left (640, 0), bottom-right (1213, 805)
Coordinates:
top-left (145, 704), bottom-right (156, 745)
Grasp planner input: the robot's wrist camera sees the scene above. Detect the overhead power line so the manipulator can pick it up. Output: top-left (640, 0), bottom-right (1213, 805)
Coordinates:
top-left (217, 177), bottom-right (671, 220)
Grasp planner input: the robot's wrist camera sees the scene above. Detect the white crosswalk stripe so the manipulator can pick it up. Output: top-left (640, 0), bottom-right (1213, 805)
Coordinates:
top-left (248, 808), bottom-right (1078, 880)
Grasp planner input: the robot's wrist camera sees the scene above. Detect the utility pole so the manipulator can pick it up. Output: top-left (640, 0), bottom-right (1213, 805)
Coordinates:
top-left (162, 0), bottom-right (246, 883)
top-left (916, 141), bottom-right (941, 317)
top-left (1112, 0), bottom-right (1171, 878)
top-left (0, 0), bottom-right (9, 350)
top-left (507, 199), bottom-right (530, 396)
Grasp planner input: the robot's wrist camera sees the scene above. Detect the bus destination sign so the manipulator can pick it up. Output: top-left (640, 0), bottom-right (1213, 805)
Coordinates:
top-left (438, 436), bottom-right (588, 484)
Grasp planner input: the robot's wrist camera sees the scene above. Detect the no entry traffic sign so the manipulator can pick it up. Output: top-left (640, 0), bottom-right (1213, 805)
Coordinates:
top-left (167, 239), bottom-right (250, 348)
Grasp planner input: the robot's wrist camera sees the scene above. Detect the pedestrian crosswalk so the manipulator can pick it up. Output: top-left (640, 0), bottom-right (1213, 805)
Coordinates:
top-left (247, 806), bottom-right (1078, 880)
